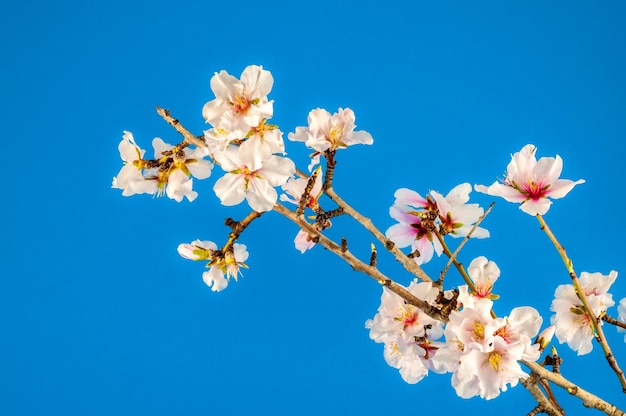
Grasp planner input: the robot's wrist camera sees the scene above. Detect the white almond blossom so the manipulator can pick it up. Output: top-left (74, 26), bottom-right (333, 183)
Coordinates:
top-left (475, 144), bottom-right (584, 216)
top-left (288, 108), bottom-right (373, 167)
top-left (366, 280), bottom-right (445, 384)
top-left (213, 140), bottom-right (295, 212)
top-left (112, 131), bottom-right (158, 196)
top-left (202, 65), bottom-right (274, 135)
top-left (432, 293), bottom-right (542, 400)
top-left (177, 240), bottom-right (249, 292)
top-left (550, 270), bottom-right (618, 355)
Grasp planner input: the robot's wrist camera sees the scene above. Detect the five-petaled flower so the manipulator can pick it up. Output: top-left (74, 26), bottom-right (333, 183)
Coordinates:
top-left (475, 144), bottom-right (584, 216)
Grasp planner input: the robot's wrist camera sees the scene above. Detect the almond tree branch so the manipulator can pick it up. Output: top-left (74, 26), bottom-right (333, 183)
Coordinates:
top-left (521, 373), bottom-right (563, 416)
top-left (524, 360), bottom-right (625, 415)
top-left (156, 106), bottom-right (207, 148)
top-left (536, 214), bottom-right (626, 392)
top-left (273, 202), bottom-right (445, 320)
top-left (438, 202), bottom-right (495, 285)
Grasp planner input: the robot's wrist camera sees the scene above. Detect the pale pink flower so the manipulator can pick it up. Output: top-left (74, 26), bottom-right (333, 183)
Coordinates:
top-left (366, 280), bottom-right (444, 344)
top-left (366, 280), bottom-right (445, 384)
top-left (202, 65), bottom-right (274, 135)
top-left (550, 270), bottom-right (618, 355)
top-left (435, 299), bottom-right (541, 399)
top-left (467, 256), bottom-right (500, 299)
top-left (385, 184), bottom-right (488, 265)
top-left (383, 338), bottom-right (441, 384)
top-left (475, 144), bottom-right (584, 216)
top-left (385, 188), bottom-right (442, 265)
top-left (454, 337), bottom-right (527, 400)
top-left (288, 107), bottom-right (373, 153)
top-left (213, 140), bottom-right (295, 212)
top-left (430, 183), bottom-right (489, 239)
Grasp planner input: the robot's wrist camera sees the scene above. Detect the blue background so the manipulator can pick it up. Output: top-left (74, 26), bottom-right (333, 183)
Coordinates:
top-left (2, 1), bottom-right (625, 414)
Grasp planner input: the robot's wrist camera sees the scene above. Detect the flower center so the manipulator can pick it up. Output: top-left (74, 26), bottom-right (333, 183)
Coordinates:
top-left (231, 93), bottom-right (251, 114)
top-left (488, 351), bottom-right (502, 371)
top-left (472, 321), bottom-right (485, 341)
top-left (396, 306), bottom-right (419, 329)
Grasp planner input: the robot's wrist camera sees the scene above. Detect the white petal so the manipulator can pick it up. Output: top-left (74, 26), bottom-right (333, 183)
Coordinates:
top-left (213, 174), bottom-right (246, 206)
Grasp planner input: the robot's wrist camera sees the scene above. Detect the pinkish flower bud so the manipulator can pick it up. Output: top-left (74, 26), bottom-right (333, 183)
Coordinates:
top-left (535, 325), bottom-right (556, 351)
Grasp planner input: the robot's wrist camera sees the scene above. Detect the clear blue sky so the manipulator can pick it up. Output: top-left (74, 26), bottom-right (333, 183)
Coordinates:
top-left (2, 1), bottom-right (626, 414)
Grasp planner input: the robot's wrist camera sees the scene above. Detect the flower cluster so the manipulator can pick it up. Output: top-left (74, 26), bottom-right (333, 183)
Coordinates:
top-left (177, 240), bottom-right (249, 292)
top-left (475, 144), bottom-right (584, 216)
top-left (202, 65), bottom-right (295, 212)
top-left (365, 279), bottom-right (446, 384)
top-left (366, 258), bottom-right (545, 399)
top-left (550, 270), bottom-right (618, 355)
top-left (114, 66), bottom-right (626, 406)
top-left (385, 183), bottom-right (489, 265)
top-left (432, 286), bottom-right (543, 399)
top-left (112, 131), bottom-right (213, 202)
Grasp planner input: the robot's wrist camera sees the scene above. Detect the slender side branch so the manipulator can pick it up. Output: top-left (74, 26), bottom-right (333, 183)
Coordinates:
top-left (223, 211), bottom-right (264, 251)
top-left (273, 203), bottom-right (444, 320)
top-left (602, 314), bottom-right (626, 330)
top-left (520, 372), bottom-right (563, 416)
top-left (156, 106), bottom-right (208, 148)
top-left (524, 361), bottom-right (625, 415)
top-left (536, 214), bottom-right (626, 392)
top-left (438, 202), bottom-right (495, 284)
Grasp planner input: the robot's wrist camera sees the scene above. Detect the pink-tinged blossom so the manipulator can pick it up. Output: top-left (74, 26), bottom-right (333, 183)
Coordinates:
top-left (467, 256), bottom-right (500, 299)
top-left (213, 140), bottom-right (295, 212)
top-left (433, 297), bottom-right (542, 399)
top-left (454, 337), bottom-right (528, 400)
top-left (550, 270), bottom-right (618, 355)
top-left (366, 280), bottom-right (444, 344)
top-left (383, 338), bottom-right (444, 384)
top-left (288, 108), bottom-right (373, 160)
top-left (385, 184), bottom-right (487, 266)
top-left (177, 240), bottom-right (249, 292)
top-left (430, 183), bottom-right (489, 239)
top-left (202, 65), bottom-right (274, 135)
top-left (366, 280), bottom-right (445, 384)
top-left (385, 188), bottom-right (441, 265)
top-left (475, 144), bottom-right (584, 216)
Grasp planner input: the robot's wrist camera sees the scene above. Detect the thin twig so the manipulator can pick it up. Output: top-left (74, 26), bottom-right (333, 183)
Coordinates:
top-left (438, 202), bottom-right (494, 284)
top-left (602, 314), bottom-right (626, 330)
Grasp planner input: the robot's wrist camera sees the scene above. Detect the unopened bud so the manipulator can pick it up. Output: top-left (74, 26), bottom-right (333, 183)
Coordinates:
top-left (177, 243), bottom-right (211, 261)
top-left (534, 325), bottom-right (556, 351)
